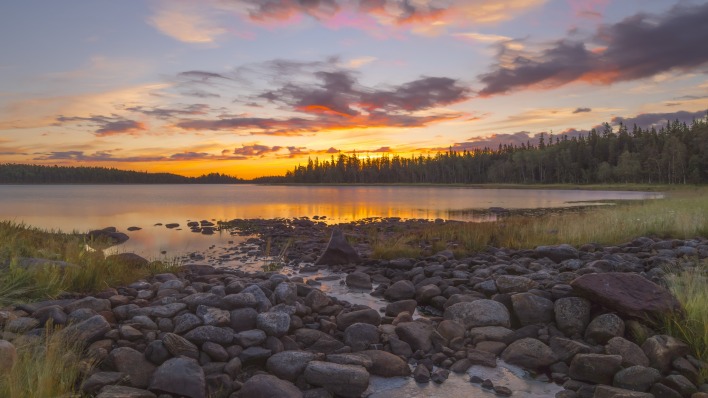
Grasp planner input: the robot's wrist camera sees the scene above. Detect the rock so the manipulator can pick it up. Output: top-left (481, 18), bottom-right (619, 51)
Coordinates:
top-left (549, 337), bottom-right (599, 363)
top-left (395, 321), bottom-right (434, 352)
top-left (144, 341), bottom-right (170, 365)
top-left (304, 361), bottom-right (369, 397)
top-left (148, 357), bottom-right (205, 398)
top-left (230, 308), bottom-right (258, 333)
top-left (346, 272), bottom-right (372, 290)
top-left (235, 329), bottom-right (267, 347)
top-left (468, 349), bottom-right (497, 367)
top-left (358, 350), bottom-right (411, 377)
top-left (183, 326), bottom-right (234, 345)
top-left (535, 244), bottom-right (579, 262)
top-left (120, 325), bottom-right (143, 341)
top-left (275, 282), bottom-right (298, 305)
top-left (662, 374), bottom-right (698, 397)
top-left (326, 353), bottom-right (374, 369)
top-left (641, 335), bottom-right (690, 373)
top-left (106, 253), bottom-right (148, 267)
top-left (613, 365), bottom-right (661, 392)
top-left (554, 297), bottom-right (591, 337)
top-left (173, 313), bottom-right (202, 334)
top-left (384, 280), bottom-right (416, 301)
top-left (242, 285), bottom-right (273, 312)
top-left (336, 308), bottom-right (381, 331)
top-left (437, 320), bottom-right (466, 342)
top-left (88, 228), bottom-right (130, 245)
top-left (414, 364), bottom-right (431, 382)
top-left (6, 317), bottom-right (40, 333)
top-left (511, 292), bottom-right (555, 326)
top-left (162, 332), bottom-right (199, 359)
top-left (585, 313), bottom-right (625, 344)
top-left (570, 272), bottom-right (682, 320)
top-left (649, 383), bottom-right (682, 398)
top-left (224, 357), bottom-right (242, 378)
top-left (385, 299), bottom-right (418, 317)
top-left (501, 338), bottom-right (556, 370)
top-left (32, 305), bottom-right (67, 325)
top-left (605, 337), bottom-right (649, 367)
top-left (239, 346), bottom-right (273, 366)
top-left (450, 358), bottom-right (472, 373)
top-left (389, 337), bottom-right (413, 357)
top-left (257, 312), bottom-right (291, 337)
top-left (431, 369), bottom-right (450, 384)
top-left (469, 326), bottom-right (514, 343)
top-left (196, 305), bottom-right (230, 326)
top-left (240, 374), bottom-right (303, 398)
top-left (495, 275), bottom-right (538, 294)
top-left (568, 354), bottom-right (622, 385)
top-left (109, 347), bottom-right (157, 388)
top-left (82, 372), bottom-right (130, 394)
top-left (0, 340), bottom-right (17, 374)
top-left (416, 284), bottom-right (442, 304)
top-left (223, 293), bottom-right (258, 310)
top-left (294, 329), bottom-right (344, 354)
top-left (593, 385), bottom-right (653, 398)
top-left (96, 385), bottom-right (157, 398)
top-left (443, 300), bottom-right (511, 329)
top-left (314, 229), bottom-right (361, 265)
top-left (266, 351), bottom-right (318, 382)
top-left (305, 290), bottom-right (332, 312)
top-left (344, 323), bottom-right (380, 351)
top-left (61, 314), bottom-right (111, 343)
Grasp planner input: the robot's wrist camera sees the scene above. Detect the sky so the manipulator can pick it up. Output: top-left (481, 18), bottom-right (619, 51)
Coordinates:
top-left (1, 0), bottom-right (707, 179)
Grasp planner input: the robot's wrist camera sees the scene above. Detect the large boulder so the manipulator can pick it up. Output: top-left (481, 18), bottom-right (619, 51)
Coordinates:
top-left (344, 323), bottom-right (380, 352)
top-left (148, 357), bottom-right (205, 398)
top-left (554, 297), bottom-right (591, 336)
top-left (257, 312), bottom-right (291, 337)
top-left (585, 313), bottom-right (625, 344)
top-left (304, 361), bottom-right (369, 397)
top-left (443, 300), bottom-right (510, 329)
top-left (641, 334), bottom-right (690, 373)
top-left (511, 293), bottom-right (554, 326)
top-left (569, 354), bottom-right (623, 385)
top-left (500, 338), bottom-right (556, 370)
top-left (336, 308), bottom-right (381, 331)
top-left (87, 227), bottom-right (129, 245)
top-left (570, 272), bottom-right (682, 320)
top-left (266, 351), bottom-right (318, 382)
top-left (239, 374), bottom-right (303, 398)
top-left (108, 347), bottom-right (156, 388)
top-left (61, 314), bottom-right (111, 343)
top-left (605, 337), bottom-right (649, 367)
top-left (358, 350), bottom-right (411, 377)
top-left (346, 272), bottom-right (372, 290)
top-left (315, 229), bottom-right (361, 265)
top-left (395, 321), bottom-right (434, 352)
top-left (384, 280), bottom-right (416, 301)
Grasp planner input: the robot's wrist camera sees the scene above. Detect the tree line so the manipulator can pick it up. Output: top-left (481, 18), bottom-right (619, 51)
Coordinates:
top-left (0, 164), bottom-right (243, 184)
top-left (255, 115), bottom-right (708, 185)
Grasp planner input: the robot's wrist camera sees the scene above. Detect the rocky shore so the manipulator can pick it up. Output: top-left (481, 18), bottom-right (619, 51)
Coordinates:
top-left (1, 218), bottom-right (707, 398)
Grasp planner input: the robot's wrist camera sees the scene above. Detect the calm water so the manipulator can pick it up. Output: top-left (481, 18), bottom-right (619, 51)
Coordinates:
top-left (0, 184), bottom-right (660, 257)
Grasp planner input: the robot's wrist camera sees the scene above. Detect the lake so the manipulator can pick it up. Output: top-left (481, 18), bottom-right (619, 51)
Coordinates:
top-left (0, 184), bottom-right (661, 258)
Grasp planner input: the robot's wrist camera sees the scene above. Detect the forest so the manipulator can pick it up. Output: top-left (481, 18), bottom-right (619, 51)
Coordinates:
top-left (0, 164), bottom-right (243, 184)
top-left (256, 116), bottom-right (708, 185)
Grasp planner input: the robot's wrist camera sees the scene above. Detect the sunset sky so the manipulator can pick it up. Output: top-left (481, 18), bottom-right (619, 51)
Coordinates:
top-left (1, 0), bottom-right (707, 178)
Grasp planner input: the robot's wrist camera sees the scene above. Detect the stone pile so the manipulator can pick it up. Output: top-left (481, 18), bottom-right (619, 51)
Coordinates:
top-left (0, 231), bottom-right (706, 398)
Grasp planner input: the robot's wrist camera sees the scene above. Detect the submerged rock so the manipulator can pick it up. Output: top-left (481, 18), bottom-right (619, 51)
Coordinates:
top-left (315, 228), bottom-right (361, 265)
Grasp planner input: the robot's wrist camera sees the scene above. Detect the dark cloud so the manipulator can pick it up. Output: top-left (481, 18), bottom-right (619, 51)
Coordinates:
top-left (178, 70), bottom-right (231, 81)
top-left (478, 3), bottom-right (708, 96)
top-left (361, 77), bottom-right (469, 112)
top-left (242, 0), bottom-right (340, 21)
top-left (33, 151), bottom-right (162, 162)
top-left (55, 114), bottom-right (147, 136)
top-left (369, 146), bottom-right (392, 152)
top-left (430, 129), bottom-right (592, 152)
top-left (182, 90), bottom-right (221, 98)
top-left (169, 152), bottom-right (211, 160)
top-left (126, 104), bottom-right (210, 119)
top-left (573, 107), bottom-right (592, 114)
top-left (611, 110), bottom-right (707, 129)
top-left (233, 144), bottom-right (283, 157)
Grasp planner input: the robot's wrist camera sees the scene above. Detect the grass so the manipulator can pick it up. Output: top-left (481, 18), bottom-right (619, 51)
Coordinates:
top-left (663, 260), bottom-right (708, 379)
top-left (0, 221), bottom-right (180, 307)
top-left (0, 326), bottom-right (92, 398)
top-left (368, 187), bottom-right (708, 258)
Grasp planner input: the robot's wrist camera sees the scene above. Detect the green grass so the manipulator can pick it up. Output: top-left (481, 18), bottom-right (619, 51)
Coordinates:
top-left (0, 221), bottom-right (181, 306)
top-left (663, 261), bottom-right (708, 380)
top-left (369, 187), bottom-right (708, 258)
top-left (0, 326), bottom-right (92, 398)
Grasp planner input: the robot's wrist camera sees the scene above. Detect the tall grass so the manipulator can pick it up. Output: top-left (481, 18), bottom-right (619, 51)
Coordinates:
top-left (663, 261), bottom-right (708, 379)
top-left (0, 327), bottom-right (92, 398)
top-left (0, 221), bottom-right (180, 306)
top-left (369, 187), bottom-right (708, 258)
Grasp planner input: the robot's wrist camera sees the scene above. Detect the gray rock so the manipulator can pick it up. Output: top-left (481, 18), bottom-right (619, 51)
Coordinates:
top-left (395, 321), bottom-right (434, 352)
top-left (385, 299), bottom-right (418, 317)
top-left (468, 326), bottom-right (514, 343)
top-left (501, 338), bottom-right (557, 370)
top-left (326, 353), bottom-right (373, 369)
top-left (96, 385), bottom-right (156, 398)
top-left (314, 228), bottom-right (361, 265)
top-left (663, 374), bottom-right (698, 397)
top-left (416, 284), bottom-right (442, 304)
top-left (182, 293), bottom-right (222, 311)
top-left (346, 272), bottom-right (372, 290)
top-left (535, 244), bottom-right (579, 262)
top-left (414, 364), bottom-right (431, 382)
top-left (641, 334), bottom-right (690, 373)
top-left (550, 336), bottom-right (600, 363)
top-left (436, 320), bottom-right (466, 342)
top-left (145, 341), bottom-right (170, 365)
top-left (294, 329), bottom-right (344, 354)
top-left (605, 337), bottom-right (649, 367)
top-left (148, 357), bottom-right (205, 398)
top-left (106, 253), bottom-right (147, 267)
top-left (239, 346), bottom-right (273, 366)
top-left (201, 341), bottom-right (228, 362)
top-left (257, 312), bottom-right (291, 337)
top-left (554, 297), bottom-right (591, 337)
top-left (304, 361), bottom-right (369, 397)
top-left (613, 365), bottom-right (661, 392)
top-left (240, 374), bottom-right (303, 398)
top-left (242, 285), bottom-right (273, 312)
top-left (173, 313), bottom-right (202, 334)
top-left (568, 353), bottom-right (622, 385)
top-left (336, 308), bottom-right (381, 331)
top-left (82, 372), bottom-right (130, 394)
top-left (275, 282), bottom-right (298, 305)
top-left (511, 293), bottom-right (555, 326)
top-left (144, 303), bottom-right (186, 318)
top-left (5, 317), bottom-right (39, 333)
top-left (196, 305), bottom-right (230, 326)
top-left (32, 305), bottom-right (67, 325)
top-left (384, 280), bottom-right (416, 301)
top-left (344, 323), bottom-right (380, 351)
top-left (222, 293), bottom-right (258, 310)
top-left (109, 347), bottom-right (157, 388)
top-left (444, 300), bottom-right (511, 329)
top-left (585, 313), bottom-right (625, 344)
top-left (162, 332), bottom-right (199, 359)
top-left (304, 290), bottom-right (332, 312)
top-left (266, 351), bottom-right (318, 382)
top-left (235, 329), bottom-right (267, 347)
top-left (495, 275), bottom-right (538, 294)
top-left (183, 326), bottom-right (234, 345)
top-left (593, 385), bottom-right (653, 398)
top-left (358, 350), bottom-right (411, 377)
top-left (61, 314), bottom-right (111, 343)
top-left (230, 307), bottom-right (258, 332)
top-left (649, 383), bottom-right (682, 398)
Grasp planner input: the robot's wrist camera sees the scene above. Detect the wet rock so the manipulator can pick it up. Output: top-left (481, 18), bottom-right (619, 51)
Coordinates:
top-left (384, 280), bottom-right (416, 301)
top-left (568, 354), bottom-right (622, 385)
top-left (88, 228), bottom-right (130, 245)
top-left (641, 334), bottom-right (690, 373)
top-left (613, 365), bottom-right (661, 392)
top-left (148, 357), bottom-right (205, 398)
top-left (585, 313), bottom-right (625, 345)
top-left (304, 361), bottom-right (369, 397)
top-left (511, 292), bottom-right (554, 326)
top-left (554, 297), bottom-right (591, 337)
top-left (444, 300), bottom-right (511, 329)
top-left (240, 374), bottom-right (303, 398)
top-left (315, 229), bottom-right (361, 265)
top-left (344, 323), bottom-right (380, 351)
top-left (266, 351), bottom-right (318, 382)
top-left (346, 272), bottom-right (372, 290)
top-left (570, 272), bottom-right (682, 320)
top-left (395, 321), bottom-right (434, 352)
top-left (358, 350), bottom-right (411, 377)
top-left (501, 338), bottom-right (557, 370)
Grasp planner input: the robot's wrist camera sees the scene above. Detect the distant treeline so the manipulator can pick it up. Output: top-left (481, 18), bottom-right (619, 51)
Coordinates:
top-left (255, 116), bottom-right (708, 185)
top-left (0, 164), bottom-right (243, 184)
